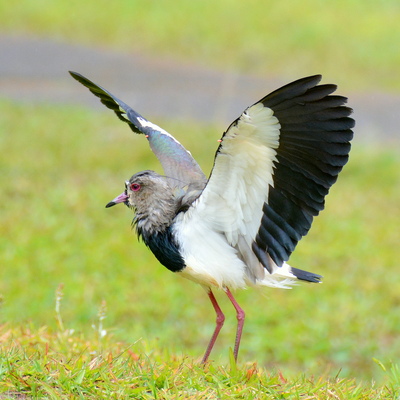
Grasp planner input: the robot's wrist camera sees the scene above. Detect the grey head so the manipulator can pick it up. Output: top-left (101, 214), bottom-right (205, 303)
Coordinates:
top-left (106, 170), bottom-right (181, 235)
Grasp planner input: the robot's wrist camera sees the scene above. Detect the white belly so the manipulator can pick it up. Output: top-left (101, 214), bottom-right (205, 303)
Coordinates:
top-left (173, 210), bottom-right (299, 290)
top-left (173, 213), bottom-right (248, 290)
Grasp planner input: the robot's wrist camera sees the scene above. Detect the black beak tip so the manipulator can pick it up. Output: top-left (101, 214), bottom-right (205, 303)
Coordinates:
top-left (105, 201), bottom-right (116, 208)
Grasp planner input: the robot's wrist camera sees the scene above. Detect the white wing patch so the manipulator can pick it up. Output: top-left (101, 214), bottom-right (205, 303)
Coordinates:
top-left (198, 103), bottom-right (280, 244)
top-left (136, 116), bottom-right (174, 138)
top-left (176, 103), bottom-right (283, 288)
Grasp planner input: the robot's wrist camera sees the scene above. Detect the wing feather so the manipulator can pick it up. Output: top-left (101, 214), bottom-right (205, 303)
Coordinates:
top-left (69, 71), bottom-right (206, 189)
top-left (188, 75), bottom-right (354, 278)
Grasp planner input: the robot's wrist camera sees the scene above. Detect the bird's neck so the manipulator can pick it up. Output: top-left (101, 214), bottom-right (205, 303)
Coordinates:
top-left (134, 196), bottom-right (177, 236)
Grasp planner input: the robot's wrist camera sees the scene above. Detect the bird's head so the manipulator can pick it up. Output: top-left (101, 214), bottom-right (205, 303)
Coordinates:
top-left (105, 170), bottom-right (178, 227)
top-left (106, 170), bottom-right (164, 208)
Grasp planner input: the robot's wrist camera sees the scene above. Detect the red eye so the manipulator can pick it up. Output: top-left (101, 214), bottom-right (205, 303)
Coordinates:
top-left (130, 183), bottom-right (141, 191)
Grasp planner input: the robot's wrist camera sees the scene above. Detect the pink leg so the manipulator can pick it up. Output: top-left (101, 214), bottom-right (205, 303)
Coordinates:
top-left (201, 289), bottom-right (225, 364)
top-left (225, 288), bottom-right (245, 362)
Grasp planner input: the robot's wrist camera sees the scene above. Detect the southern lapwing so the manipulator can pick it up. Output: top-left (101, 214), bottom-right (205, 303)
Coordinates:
top-left (70, 71), bottom-right (354, 363)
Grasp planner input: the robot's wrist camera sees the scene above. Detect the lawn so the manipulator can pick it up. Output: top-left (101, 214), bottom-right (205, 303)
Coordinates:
top-left (0, 99), bottom-right (399, 397)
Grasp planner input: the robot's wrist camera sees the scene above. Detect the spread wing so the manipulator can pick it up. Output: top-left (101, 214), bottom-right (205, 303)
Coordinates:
top-left (190, 75), bottom-right (354, 276)
top-left (69, 71), bottom-right (207, 189)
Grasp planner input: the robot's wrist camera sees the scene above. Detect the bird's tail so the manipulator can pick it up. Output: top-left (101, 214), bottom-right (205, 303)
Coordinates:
top-left (290, 267), bottom-right (322, 283)
top-left (258, 262), bottom-right (322, 289)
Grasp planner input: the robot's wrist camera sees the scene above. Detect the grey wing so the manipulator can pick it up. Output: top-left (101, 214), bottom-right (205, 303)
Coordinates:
top-left (69, 71), bottom-right (207, 190)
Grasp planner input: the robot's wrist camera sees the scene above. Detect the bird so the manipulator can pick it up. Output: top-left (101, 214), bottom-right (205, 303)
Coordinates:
top-left (70, 71), bottom-right (354, 363)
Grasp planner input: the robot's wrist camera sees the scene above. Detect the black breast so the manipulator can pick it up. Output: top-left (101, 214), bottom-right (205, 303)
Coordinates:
top-left (139, 226), bottom-right (186, 272)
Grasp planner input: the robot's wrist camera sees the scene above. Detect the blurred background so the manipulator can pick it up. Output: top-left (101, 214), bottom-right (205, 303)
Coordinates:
top-left (1, 0), bottom-right (399, 383)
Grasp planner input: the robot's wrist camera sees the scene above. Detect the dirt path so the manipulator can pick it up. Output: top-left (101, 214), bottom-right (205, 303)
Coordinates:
top-left (1, 34), bottom-right (399, 144)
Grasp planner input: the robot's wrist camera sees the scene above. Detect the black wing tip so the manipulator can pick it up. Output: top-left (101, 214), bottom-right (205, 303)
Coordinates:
top-left (69, 70), bottom-right (146, 132)
top-left (291, 267), bottom-right (322, 283)
top-left (275, 74), bottom-right (324, 94)
top-left (283, 74), bottom-right (323, 88)
top-left (297, 74), bottom-right (323, 85)
top-left (69, 70), bottom-right (87, 84)
top-left (69, 71), bottom-right (110, 98)
top-left (68, 70), bottom-right (105, 95)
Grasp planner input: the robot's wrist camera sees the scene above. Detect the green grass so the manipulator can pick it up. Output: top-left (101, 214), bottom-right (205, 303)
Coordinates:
top-left (0, 326), bottom-right (399, 399)
top-left (1, 99), bottom-right (400, 397)
top-left (1, 0), bottom-right (400, 91)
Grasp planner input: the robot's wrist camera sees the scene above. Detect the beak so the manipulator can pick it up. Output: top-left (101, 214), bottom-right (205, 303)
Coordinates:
top-left (105, 191), bottom-right (129, 208)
